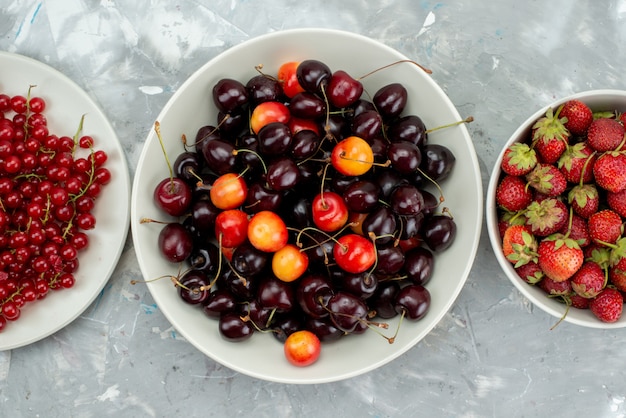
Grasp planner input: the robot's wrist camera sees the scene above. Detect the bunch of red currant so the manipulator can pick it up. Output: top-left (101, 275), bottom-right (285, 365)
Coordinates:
top-left (145, 59), bottom-right (463, 366)
top-left (0, 87), bottom-right (111, 332)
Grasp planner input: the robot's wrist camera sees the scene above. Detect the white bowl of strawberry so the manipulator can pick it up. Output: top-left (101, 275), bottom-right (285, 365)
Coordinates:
top-left (487, 90), bottom-right (626, 328)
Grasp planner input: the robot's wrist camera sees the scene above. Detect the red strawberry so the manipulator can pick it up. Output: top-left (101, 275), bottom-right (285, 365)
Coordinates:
top-left (537, 234), bottom-right (584, 282)
top-left (609, 267), bottom-right (626, 292)
top-left (590, 287), bottom-right (623, 323)
top-left (501, 142), bottom-right (538, 176)
top-left (526, 163), bottom-right (567, 196)
top-left (588, 209), bottom-right (624, 246)
top-left (569, 293), bottom-right (591, 310)
top-left (559, 213), bottom-right (591, 248)
top-left (497, 211), bottom-right (527, 238)
top-left (502, 224), bottom-right (537, 267)
top-left (560, 99), bottom-right (593, 137)
top-left (557, 142), bottom-right (596, 184)
top-left (607, 188), bottom-right (626, 218)
top-left (567, 183), bottom-right (599, 219)
top-left (531, 107), bottom-right (569, 164)
top-left (608, 238), bottom-right (626, 291)
top-left (586, 117), bottom-right (625, 152)
top-left (515, 261), bottom-right (544, 284)
top-left (571, 261), bottom-right (605, 298)
top-left (593, 151), bottom-right (626, 193)
top-left (524, 198), bottom-right (568, 237)
top-left (495, 175), bottom-right (533, 212)
top-left (539, 275), bottom-right (572, 296)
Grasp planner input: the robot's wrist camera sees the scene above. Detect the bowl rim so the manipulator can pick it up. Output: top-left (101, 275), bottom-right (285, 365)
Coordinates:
top-left (486, 88), bottom-right (626, 329)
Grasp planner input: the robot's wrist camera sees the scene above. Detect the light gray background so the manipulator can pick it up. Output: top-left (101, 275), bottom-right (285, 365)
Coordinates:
top-left (1, 1), bottom-right (626, 417)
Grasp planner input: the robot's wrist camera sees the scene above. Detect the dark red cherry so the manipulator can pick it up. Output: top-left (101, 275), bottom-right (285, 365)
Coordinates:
top-left (257, 122), bottom-right (292, 156)
top-left (370, 280), bottom-right (401, 319)
top-left (158, 222), bottom-right (193, 263)
top-left (266, 156), bottom-right (300, 191)
top-left (296, 59), bottom-right (332, 93)
top-left (212, 78), bottom-right (249, 113)
top-left (373, 83), bottom-right (407, 120)
top-left (153, 177), bottom-right (192, 217)
top-left (289, 92), bottom-right (326, 119)
top-left (390, 184), bottom-right (424, 216)
top-left (388, 115), bottom-right (428, 148)
top-left (257, 275), bottom-right (295, 313)
top-left (296, 274), bottom-right (334, 318)
top-left (219, 311), bottom-right (254, 342)
top-left (403, 246), bottom-right (434, 285)
top-left (394, 284), bottom-right (430, 320)
top-left (178, 270), bottom-right (210, 305)
top-left (420, 144), bottom-right (456, 181)
top-left (422, 215), bottom-right (457, 252)
top-left (203, 289), bottom-right (237, 318)
top-left (246, 74), bottom-right (284, 105)
top-left (327, 70), bottom-right (364, 109)
top-left (327, 291), bottom-right (368, 333)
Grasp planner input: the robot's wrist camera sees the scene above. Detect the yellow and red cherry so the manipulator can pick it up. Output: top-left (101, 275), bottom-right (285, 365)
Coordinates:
top-left (311, 191), bottom-right (349, 232)
top-left (277, 61), bottom-right (305, 99)
top-left (333, 233), bottom-right (376, 274)
top-left (210, 172), bottom-right (248, 210)
top-left (272, 243), bottom-right (309, 283)
top-left (214, 209), bottom-right (249, 249)
top-left (250, 101), bottom-right (290, 134)
top-left (283, 329), bottom-right (321, 367)
top-left (247, 210), bottom-right (288, 252)
top-left (331, 136), bottom-right (374, 176)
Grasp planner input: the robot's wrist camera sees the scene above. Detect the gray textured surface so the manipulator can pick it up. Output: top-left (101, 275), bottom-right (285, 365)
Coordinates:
top-left (2, 1), bottom-right (626, 416)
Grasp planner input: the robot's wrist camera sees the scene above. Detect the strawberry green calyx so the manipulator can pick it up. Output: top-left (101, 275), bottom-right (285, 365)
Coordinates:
top-left (502, 142), bottom-right (538, 176)
top-left (524, 198), bottom-right (568, 236)
top-left (588, 245), bottom-right (611, 270)
top-left (531, 106), bottom-right (569, 145)
top-left (507, 230), bottom-right (539, 267)
top-left (568, 184), bottom-right (598, 213)
top-left (609, 237), bottom-right (626, 267)
top-left (526, 164), bottom-right (567, 196)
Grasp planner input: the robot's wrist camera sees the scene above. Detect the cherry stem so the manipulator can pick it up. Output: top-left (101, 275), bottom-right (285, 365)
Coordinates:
top-left (319, 163), bottom-right (332, 208)
top-left (154, 121), bottom-right (175, 191)
top-left (254, 64), bottom-right (279, 82)
top-left (425, 116), bottom-right (474, 134)
top-left (233, 148), bottom-right (268, 174)
top-left (415, 166), bottom-right (445, 205)
top-left (357, 59), bottom-right (433, 79)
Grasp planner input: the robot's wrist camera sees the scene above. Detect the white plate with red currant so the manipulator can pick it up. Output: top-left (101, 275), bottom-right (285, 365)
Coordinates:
top-left (0, 52), bottom-right (131, 349)
top-left (487, 90), bottom-right (626, 328)
top-left (131, 28), bottom-right (483, 383)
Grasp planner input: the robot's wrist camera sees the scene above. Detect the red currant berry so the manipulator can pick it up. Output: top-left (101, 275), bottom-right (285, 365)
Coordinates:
top-left (10, 95), bottom-right (28, 113)
top-left (28, 96), bottom-right (46, 113)
top-left (79, 135), bottom-right (94, 148)
top-left (1, 300), bottom-right (20, 320)
top-left (94, 167), bottom-right (111, 185)
top-left (76, 212), bottom-right (96, 230)
top-left (59, 273), bottom-right (75, 289)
